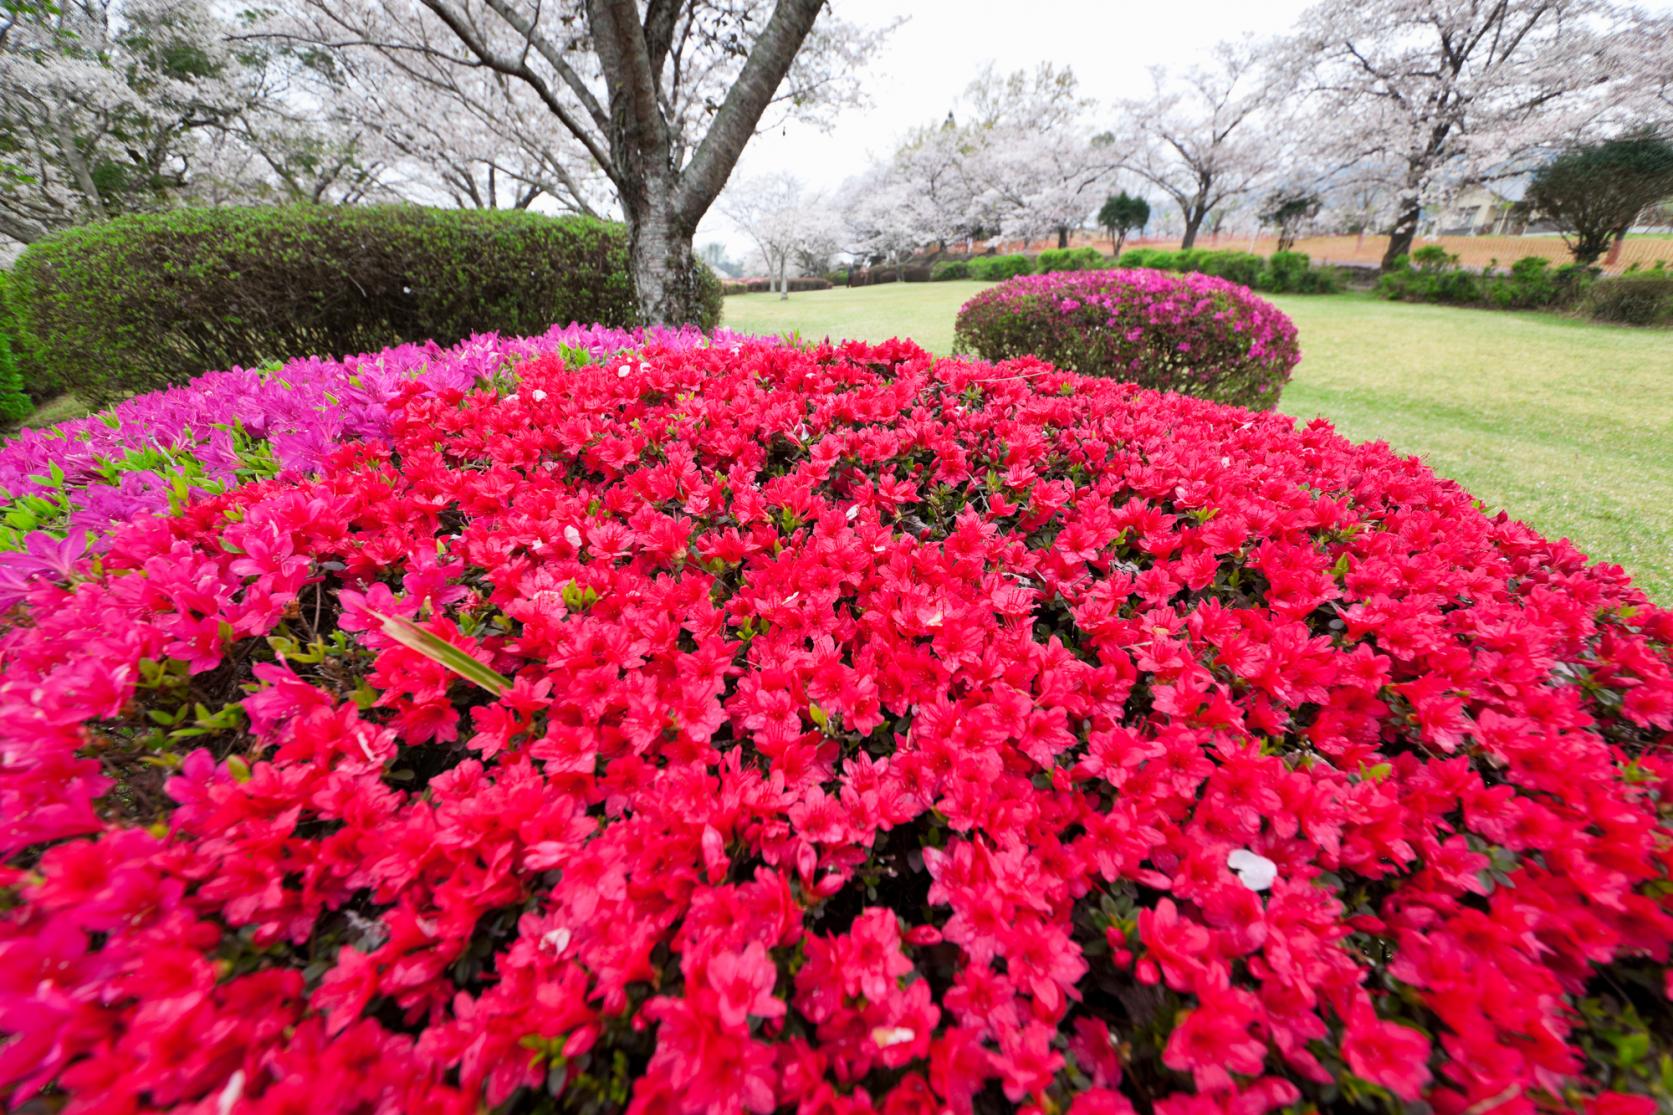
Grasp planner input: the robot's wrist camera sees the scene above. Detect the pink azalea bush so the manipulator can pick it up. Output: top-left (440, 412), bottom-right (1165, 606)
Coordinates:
top-left (953, 269), bottom-right (1302, 410)
top-left (1, 335), bottom-right (1672, 1115)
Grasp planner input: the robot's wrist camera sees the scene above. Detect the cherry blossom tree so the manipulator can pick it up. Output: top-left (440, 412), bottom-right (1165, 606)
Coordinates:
top-left (0, 0), bottom-right (254, 245)
top-left (884, 117), bottom-right (980, 252)
top-left (1112, 40), bottom-right (1286, 250)
top-left (278, 0), bottom-right (892, 324)
top-left (1282, 0), bottom-right (1655, 268)
top-left (720, 173), bottom-right (840, 298)
top-left (840, 168), bottom-right (931, 281)
top-left (961, 65), bottom-right (1116, 247)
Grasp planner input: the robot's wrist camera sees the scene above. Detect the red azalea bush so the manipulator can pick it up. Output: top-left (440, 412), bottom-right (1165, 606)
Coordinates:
top-left (954, 269), bottom-right (1301, 410)
top-left (2, 336), bottom-right (1673, 1115)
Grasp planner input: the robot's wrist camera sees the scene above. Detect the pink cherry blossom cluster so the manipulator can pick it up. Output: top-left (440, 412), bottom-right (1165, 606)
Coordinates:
top-left (954, 269), bottom-right (1302, 410)
top-left (1, 335), bottom-right (1671, 1115)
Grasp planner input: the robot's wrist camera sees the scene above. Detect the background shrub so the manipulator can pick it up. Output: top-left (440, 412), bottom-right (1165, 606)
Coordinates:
top-left (720, 276), bottom-right (833, 296)
top-left (930, 260), bottom-right (970, 281)
top-left (953, 268), bottom-right (1301, 410)
top-left (1379, 250), bottom-right (1591, 311)
top-left (8, 205), bottom-right (719, 405)
top-left (1035, 246), bottom-right (1104, 273)
top-left (967, 253), bottom-right (1036, 281)
top-left (0, 273), bottom-right (32, 421)
top-left (1114, 246), bottom-right (1340, 294)
top-left (1581, 272), bottom-right (1673, 325)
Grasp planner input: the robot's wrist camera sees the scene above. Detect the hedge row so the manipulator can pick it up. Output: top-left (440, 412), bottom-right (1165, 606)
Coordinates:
top-left (1582, 272), bottom-right (1673, 325)
top-left (1376, 247), bottom-right (1592, 310)
top-left (1118, 247), bottom-right (1343, 294)
top-left (720, 276), bottom-right (833, 295)
top-left (5, 206), bottom-right (722, 405)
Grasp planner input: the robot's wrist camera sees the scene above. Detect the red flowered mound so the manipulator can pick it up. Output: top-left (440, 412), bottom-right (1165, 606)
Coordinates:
top-left (2, 337), bottom-right (1671, 1115)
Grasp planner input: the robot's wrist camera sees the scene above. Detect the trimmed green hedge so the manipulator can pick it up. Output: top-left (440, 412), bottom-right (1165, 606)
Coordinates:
top-left (0, 273), bottom-right (31, 421)
top-left (1036, 246), bottom-right (1104, 273)
top-left (1581, 272), bottom-right (1673, 326)
top-left (1377, 247), bottom-right (1590, 311)
top-left (8, 206), bottom-right (720, 405)
top-left (1119, 247), bottom-right (1341, 294)
top-left (968, 254), bottom-right (1035, 281)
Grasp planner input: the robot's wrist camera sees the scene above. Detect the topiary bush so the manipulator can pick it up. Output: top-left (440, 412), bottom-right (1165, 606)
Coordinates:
top-left (954, 268), bottom-right (1301, 409)
top-left (7, 205), bottom-right (722, 406)
top-left (0, 272), bottom-right (33, 421)
top-left (968, 253), bottom-right (1036, 281)
top-left (931, 260), bottom-right (971, 281)
top-left (1036, 246), bottom-right (1105, 273)
top-left (1580, 271), bottom-right (1673, 326)
top-left (2, 334), bottom-right (1670, 1114)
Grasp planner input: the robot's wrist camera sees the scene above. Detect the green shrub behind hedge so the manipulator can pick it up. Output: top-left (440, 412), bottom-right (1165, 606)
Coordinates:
top-left (8, 205), bottom-right (719, 405)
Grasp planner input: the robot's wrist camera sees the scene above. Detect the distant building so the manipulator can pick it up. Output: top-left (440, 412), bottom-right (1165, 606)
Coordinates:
top-left (1420, 179), bottom-right (1560, 238)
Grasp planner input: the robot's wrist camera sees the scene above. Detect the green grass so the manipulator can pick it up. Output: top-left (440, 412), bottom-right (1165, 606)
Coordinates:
top-left (725, 284), bottom-right (1673, 598)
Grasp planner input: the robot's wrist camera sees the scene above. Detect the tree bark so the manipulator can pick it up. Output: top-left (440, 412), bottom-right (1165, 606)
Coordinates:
top-left (1057, 226), bottom-right (1069, 249)
top-left (1180, 204), bottom-right (1207, 249)
top-left (622, 176), bottom-right (701, 324)
top-left (1382, 194), bottom-right (1422, 269)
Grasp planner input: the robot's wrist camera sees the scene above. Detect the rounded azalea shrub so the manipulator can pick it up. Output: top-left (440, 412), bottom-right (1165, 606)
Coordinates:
top-left (954, 269), bottom-right (1301, 410)
top-left (2, 336), bottom-right (1673, 1115)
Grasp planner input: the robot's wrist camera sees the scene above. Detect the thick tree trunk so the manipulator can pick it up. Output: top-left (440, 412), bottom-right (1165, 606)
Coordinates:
top-left (1057, 226), bottom-right (1069, 249)
top-left (623, 193), bottom-right (702, 324)
top-left (1382, 195), bottom-right (1421, 269)
top-left (1114, 230), bottom-right (1126, 257)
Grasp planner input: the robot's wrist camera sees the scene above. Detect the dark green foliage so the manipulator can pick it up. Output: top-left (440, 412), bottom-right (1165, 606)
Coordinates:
top-left (1116, 247), bottom-right (1341, 294)
top-left (1378, 249), bottom-right (1592, 311)
top-left (930, 260), bottom-right (970, 281)
top-left (1581, 272), bottom-right (1673, 326)
top-left (1528, 132), bottom-right (1673, 265)
top-left (0, 273), bottom-right (34, 421)
top-left (1097, 192), bottom-right (1150, 256)
top-left (9, 205), bottom-right (717, 405)
top-left (1035, 247), bottom-right (1104, 273)
top-left (1261, 251), bottom-right (1312, 293)
top-left (967, 254), bottom-right (1035, 281)
top-left (1258, 190), bottom-right (1323, 252)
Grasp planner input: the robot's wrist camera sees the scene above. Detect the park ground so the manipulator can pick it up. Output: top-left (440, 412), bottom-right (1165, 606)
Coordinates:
top-left (725, 284), bottom-right (1673, 600)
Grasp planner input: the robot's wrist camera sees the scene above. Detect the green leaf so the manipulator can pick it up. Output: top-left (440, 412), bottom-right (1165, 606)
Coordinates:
top-left (373, 612), bottom-right (509, 696)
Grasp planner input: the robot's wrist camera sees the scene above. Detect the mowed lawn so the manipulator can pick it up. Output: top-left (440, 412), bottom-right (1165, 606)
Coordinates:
top-left (725, 284), bottom-right (1673, 599)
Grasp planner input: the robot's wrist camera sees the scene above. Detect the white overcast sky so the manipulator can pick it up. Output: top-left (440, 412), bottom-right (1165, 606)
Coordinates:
top-left (693, 0), bottom-right (1673, 256)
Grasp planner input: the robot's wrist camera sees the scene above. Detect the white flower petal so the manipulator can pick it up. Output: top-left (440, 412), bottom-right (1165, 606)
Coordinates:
top-left (1227, 848), bottom-right (1278, 892)
top-left (563, 525), bottom-right (583, 548)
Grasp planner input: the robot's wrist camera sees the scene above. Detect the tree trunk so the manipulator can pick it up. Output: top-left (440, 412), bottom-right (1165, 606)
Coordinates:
top-left (778, 256), bottom-right (789, 301)
top-left (1382, 193), bottom-right (1422, 270)
top-left (623, 189), bottom-right (702, 324)
top-left (1115, 230), bottom-right (1126, 258)
top-left (1057, 226), bottom-right (1069, 249)
top-left (1180, 206), bottom-right (1207, 250)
